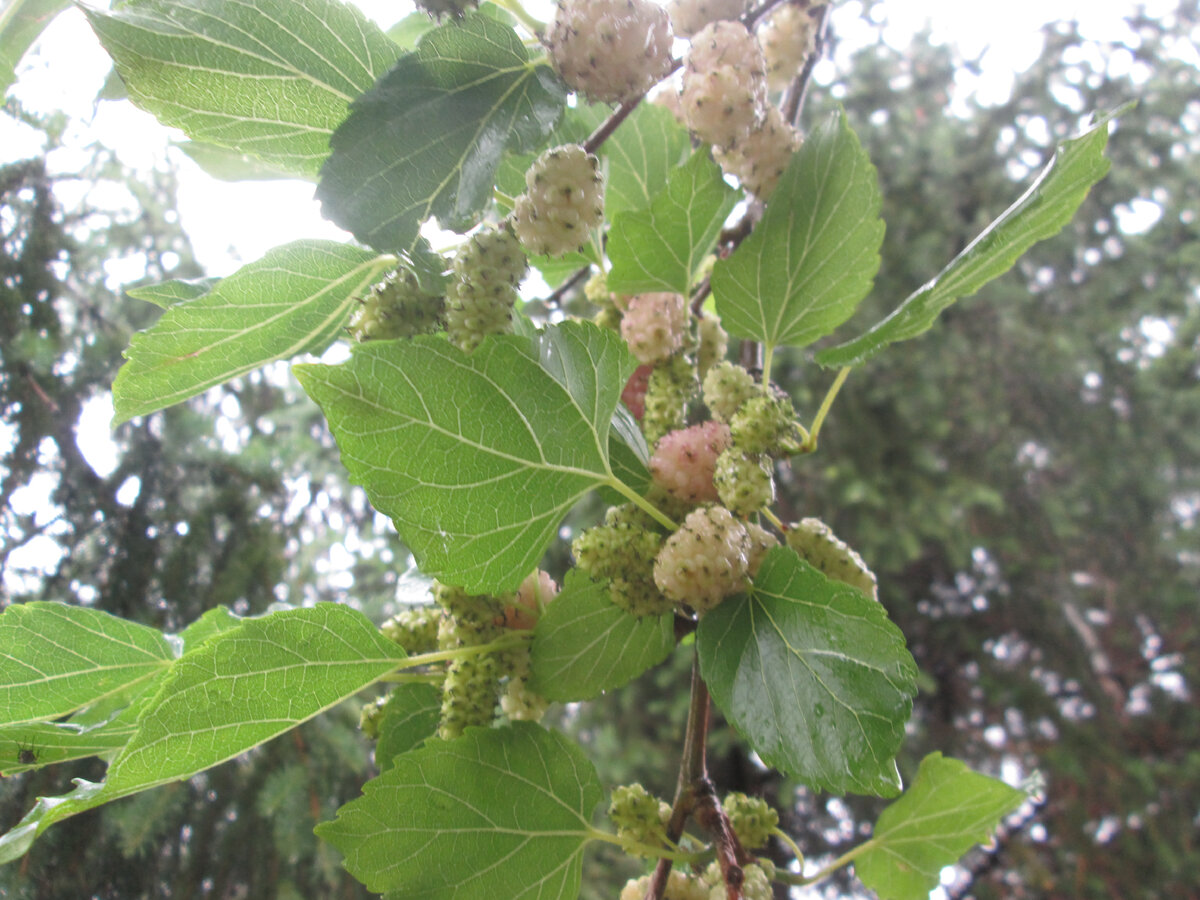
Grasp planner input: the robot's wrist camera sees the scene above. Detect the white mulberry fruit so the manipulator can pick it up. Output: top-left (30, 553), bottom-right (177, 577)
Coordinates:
top-left (621, 292), bottom-right (689, 364)
top-left (546, 0), bottom-right (674, 105)
top-left (512, 145), bottom-right (604, 258)
top-left (744, 521), bottom-right (778, 577)
top-left (666, 0), bottom-right (748, 38)
top-left (714, 448), bottom-right (775, 516)
top-left (650, 420), bottom-right (731, 505)
top-left (681, 21), bottom-right (767, 148)
top-left (654, 505), bottom-right (750, 610)
top-left (785, 517), bottom-right (878, 599)
top-left (714, 104), bottom-right (800, 199)
top-left (759, 3), bottom-right (819, 90)
top-left (445, 227), bottom-right (527, 352)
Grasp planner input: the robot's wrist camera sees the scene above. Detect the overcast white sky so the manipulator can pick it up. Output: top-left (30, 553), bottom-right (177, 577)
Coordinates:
top-left (5, 0), bottom-right (1185, 277)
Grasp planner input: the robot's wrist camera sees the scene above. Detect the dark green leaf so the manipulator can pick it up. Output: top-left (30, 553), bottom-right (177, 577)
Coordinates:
top-left (317, 13), bottom-right (566, 252)
top-left (530, 571), bottom-right (674, 701)
top-left (607, 150), bottom-right (739, 296)
top-left (113, 241), bottom-right (389, 422)
top-left (294, 322), bottom-right (638, 594)
top-left (855, 753), bottom-right (1029, 900)
top-left (316, 722), bottom-right (603, 898)
top-left (712, 110), bottom-right (885, 355)
top-left (83, 0), bottom-right (401, 177)
top-left (817, 109), bottom-right (1121, 367)
top-left (698, 548), bottom-right (917, 796)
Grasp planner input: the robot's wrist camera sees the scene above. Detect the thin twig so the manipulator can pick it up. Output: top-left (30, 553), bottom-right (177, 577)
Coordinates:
top-left (541, 264), bottom-right (592, 309)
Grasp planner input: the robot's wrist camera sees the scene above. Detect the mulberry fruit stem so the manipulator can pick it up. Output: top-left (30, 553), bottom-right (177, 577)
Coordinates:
top-left (386, 631), bottom-right (529, 672)
top-left (607, 476), bottom-right (679, 531)
top-left (803, 366), bottom-right (851, 452)
top-left (490, 0), bottom-right (545, 33)
top-left (584, 826), bottom-right (699, 863)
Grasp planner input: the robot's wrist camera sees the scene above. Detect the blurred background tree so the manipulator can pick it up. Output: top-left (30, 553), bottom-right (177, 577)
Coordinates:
top-left (1, 1), bottom-right (1197, 898)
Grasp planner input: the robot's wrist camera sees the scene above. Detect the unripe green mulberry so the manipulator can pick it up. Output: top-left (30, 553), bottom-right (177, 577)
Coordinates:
top-left (359, 696), bottom-right (386, 739)
top-left (572, 506), bottom-right (671, 617)
top-left (445, 227), bottom-right (527, 352)
top-left (785, 517), bottom-right (878, 599)
top-left (722, 792), bottom-right (778, 850)
top-left (702, 360), bottom-right (758, 423)
top-left (349, 268), bottom-right (444, 341)
top-left (714, 448), bottom-right (774, 516)
top-left (609, 783), bottom-right (670, 851)
top-left (701, 861), bottom-right (774, 900)
top-left (434, 581), bottom-right (504, 648)
top-left (654, 505), bottom-right (750, 611)
top-left (622, 871), bottom-right (709, 900)
top-left (439, 653), bottom-right (500, 738)
top-left (730, 391), bottom-right (801, 456)
top-left (500, 645), bottom-right (548, 723)
top-left (380, 605), bottom-right (441, 654)
top-left (512, 145), bottom-right (604, 258)
top-left (643, 353), bottom-right (699, 445)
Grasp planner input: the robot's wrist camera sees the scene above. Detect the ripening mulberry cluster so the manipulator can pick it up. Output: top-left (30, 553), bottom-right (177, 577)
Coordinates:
top-left (444, 227), bottom-right (527, 352)
top-left (620, 292), bottom-right (688, 365)
top-left (546, 0), bottom-right (674, 105)
top-left (722, 792), bottom-right (779, 850)
top-left (512, 145), bottom-right (604, 258)
top-left (649, 421), bottom-right (730, 505)
top-left (672, 18), bottom-right (802, 198)
top-left (572, 504), bottom-right (672, 617)
top-left (609, 783), bottom-right (671, 852)
top-left (348, 268), bottom-right (444, 342)
top-left (785, 517), bottom-right (878, 598)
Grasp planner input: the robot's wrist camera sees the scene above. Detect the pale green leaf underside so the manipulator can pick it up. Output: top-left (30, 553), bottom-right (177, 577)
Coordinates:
top-left (713, 110), bottom-right (885, 352)
top-left (0, 604), bottom-right (403, 863)
top-left (113, 240), bottom-right (389, 423)
top-left (818, 109), bottom-right (1119, 367)
top-left (855, 753), bottom-right (1028, 900)
top-left (106, 603), bottom-right (405, 792)
top-left (83, 0), bottom-right (401, 177)
top-left (317, 13), bottom-right (565, 252)
top-left (698, 548), bottom-right (917, 796)
top-left (295, 321), bottom-right (636, 595)
top-left (317, 722), bottom-right (603, 899)
top-left (530, 572), bottom-right (674, 702)
top-left (0, 602), bottom-right (173, 726)
top-left (607, 150), bottom-right (739, 296)
top-left (0, 700), bottom-right (143, 775)
top-left (126, 275), bottom-right (218, 308)
top-left (1, 0), bottom-right (70, 93)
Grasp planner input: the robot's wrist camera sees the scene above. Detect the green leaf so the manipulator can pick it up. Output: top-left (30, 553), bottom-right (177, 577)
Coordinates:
top-left (0, 0), bottom-right (70, 93)
top-left (175, 605), bottom-right (243, 652)
top-left (712, 110), bottom-right (885, 355)
top-left (0, 779), bottom-right (115, 864)
top-left (0, 700), bottom-right (143, 775)
top-left (817, 109), bottom-right (1121, 367)
top-left (112, 241), bottom-right (389, 423)
top-left (316, 722), bottom-right (603, 899)
top-left (317, 13), bottom-right (566, 252)
top-left (529, 571), bottom-right (674, 701)
top-left (0, 602), bottom-right (173, 726)
top-left (105, 603), bottom-right (405, 792)
top-left (385, 11), bottom-right (437, 50)
top-left (295, 321), bottom-right (638, 594)
top-left (607, 150), bottom-right (739, 296)
top-left (607, 404), bottom-right (651, 500)
top-left (601, 103), bottom-right (693, 218)
top-left (697, 548), bottom-right (917, 796)
top-left (374, 683), bottom-right (441, 772)
top-left (855, 753), bottom-right (1029, 900)
top-left (125, 276), bottom-right (218, 308)
top-left (83, 0), bottom-right (401, 177)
